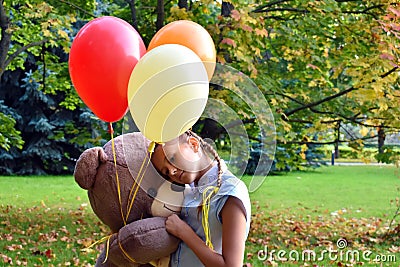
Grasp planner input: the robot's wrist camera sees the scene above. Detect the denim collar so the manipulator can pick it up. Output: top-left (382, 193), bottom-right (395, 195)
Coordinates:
top-left (190, 159), bottom-right (227, 193)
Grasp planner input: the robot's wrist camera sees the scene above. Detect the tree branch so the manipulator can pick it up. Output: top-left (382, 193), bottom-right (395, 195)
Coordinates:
top-left (4, 39), bottom-right (48, 69)
top-left (334, 0), bottom-right (360, 2)
top-left (281, 134), bottom-right (378, 145)
top-left (283, 67), bottom-right (399, 117)
top-left (284, 86), bottom-right (357, 117)
top-left (342, 4), bottom-right (385, 15)
top-left (252, 0), bottom-right (292, 13)
top-left (254, 7), bottom-right (309, 14)
top-left (56, 0), bottom-right (96, 18)
top-left (0, 0), bottom-right (11, 76)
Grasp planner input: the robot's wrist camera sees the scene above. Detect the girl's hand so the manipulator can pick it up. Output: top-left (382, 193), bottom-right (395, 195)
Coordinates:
top-left (165, 214), bottom-right (190, 239)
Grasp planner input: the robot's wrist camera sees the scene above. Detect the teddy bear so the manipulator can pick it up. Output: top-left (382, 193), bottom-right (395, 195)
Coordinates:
top-left (73, 132), bottom-right (186, 267)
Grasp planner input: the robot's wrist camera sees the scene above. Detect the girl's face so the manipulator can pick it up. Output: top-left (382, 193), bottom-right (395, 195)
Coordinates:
top-left (151, 136), bottom-right (212, 185)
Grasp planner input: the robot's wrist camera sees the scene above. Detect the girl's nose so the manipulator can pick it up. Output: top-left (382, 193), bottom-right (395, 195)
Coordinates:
top-left (168, 165), bottom-right (177, 176)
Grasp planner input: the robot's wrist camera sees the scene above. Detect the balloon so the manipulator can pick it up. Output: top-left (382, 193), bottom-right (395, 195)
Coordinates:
top-left (147, 20), bottom-right (216, 81)
top-left (69, 16), bottom-right (146, 122)
top-left (128, 44), bottom-right (209, 143)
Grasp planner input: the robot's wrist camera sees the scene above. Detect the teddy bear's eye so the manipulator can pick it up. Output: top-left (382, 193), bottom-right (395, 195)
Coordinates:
top-left (168, 156), bottom-right (175, 163)
top-left (147, 187), bottom-right (157, 198)
top-left (171, 182), bottom-right (185, 192)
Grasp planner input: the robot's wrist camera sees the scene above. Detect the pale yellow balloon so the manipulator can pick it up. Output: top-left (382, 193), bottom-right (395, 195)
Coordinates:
top-left (128, 44), bottom-right (209, 142)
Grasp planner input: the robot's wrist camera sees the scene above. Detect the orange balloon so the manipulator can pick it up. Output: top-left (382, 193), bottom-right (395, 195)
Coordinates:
top-left (148, 20), bottom-right (216, 80)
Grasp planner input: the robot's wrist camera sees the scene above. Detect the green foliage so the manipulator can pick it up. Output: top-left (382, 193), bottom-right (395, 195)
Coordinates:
top-left (375, 145), bottom-right (400, 165)
top-left (0, 70), bottom-right (108, 175)
top-left (2, 0), bottom-right (400, 174)
top-left (0, 102), bottom-right (23, 151)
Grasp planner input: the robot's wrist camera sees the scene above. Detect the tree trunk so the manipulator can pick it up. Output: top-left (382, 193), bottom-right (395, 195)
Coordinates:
top-left (377, 126), bottom-right (385, 154)
top-left (200, 118), bottom-right (221, 140)
top-left (178, 0), bottom-right (188, 10)
top-left (0, 1), bottom-right (12, 82)
top-left (156, 0), bottom-right (164, 31)
top-left (221, 1), bottom-right (234, 17)
top-left (126, 0), bottom-right (138, 31)
top-left (335, 121), bottom-right (341, 159)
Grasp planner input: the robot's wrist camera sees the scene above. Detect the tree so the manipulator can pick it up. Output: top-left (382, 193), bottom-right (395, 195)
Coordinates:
top-left (0, 0), bottom-right (96, 151)
top-left (207, 0), bottom-right (400, 169)
top-left (2, 0), bottom-right (400, 174)
top-left (0, 0), bottom-right (109, 174)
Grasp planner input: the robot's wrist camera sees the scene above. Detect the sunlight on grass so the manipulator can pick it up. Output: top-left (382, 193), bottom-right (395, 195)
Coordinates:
top-left (0, 176), bottom-right (89, 209)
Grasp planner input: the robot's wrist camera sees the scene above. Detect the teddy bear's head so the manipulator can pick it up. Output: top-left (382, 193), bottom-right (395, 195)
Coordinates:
top-left (73, 132), bottom-right (185, 233)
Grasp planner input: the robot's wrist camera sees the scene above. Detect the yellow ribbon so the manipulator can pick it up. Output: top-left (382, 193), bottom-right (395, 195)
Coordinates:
top-left (118, 239), bottom-right (138, 263)
top-left (109, 123), bottom-right (127, 226)
top-left (93, 131), bottom-right (158, 264)
top-left (82, 234), bottom-right (113, 263)
top-left (201, 186), bottom-right (219, 249)
top-left (126, 141), bottom-right (155, 222)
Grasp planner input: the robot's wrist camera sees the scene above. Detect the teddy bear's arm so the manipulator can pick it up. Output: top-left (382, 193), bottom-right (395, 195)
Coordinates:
top-left (107, 217), bottom-right (179, 266)
top-left (74, 147), bottom-right (107, 189)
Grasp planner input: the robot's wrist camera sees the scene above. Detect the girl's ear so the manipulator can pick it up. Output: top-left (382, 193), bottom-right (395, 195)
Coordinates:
top-left (188, 136), bottom-right (200, 152)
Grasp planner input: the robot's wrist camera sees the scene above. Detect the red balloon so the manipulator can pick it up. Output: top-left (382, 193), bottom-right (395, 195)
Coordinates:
top-left (69, 16), bottom-right (146, 122)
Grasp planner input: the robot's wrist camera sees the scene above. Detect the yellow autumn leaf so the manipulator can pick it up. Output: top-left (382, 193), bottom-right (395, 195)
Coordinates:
top-left (378, 102), bottom-right (389, 111)
top-left (58, 29), bottom-right (69, 39)
top-left (359, 127), bottom-right (369, 137)
top-left (43, 29), bottom-right (52, 37)
top-left (270, 98), bottom-right (278, 106)
top-left (308, 80), bottom-right (317, 87)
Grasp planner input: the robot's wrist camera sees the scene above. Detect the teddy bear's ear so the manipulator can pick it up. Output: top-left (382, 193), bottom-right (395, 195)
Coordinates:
top-left (74, 147), bottom-right (107, 190)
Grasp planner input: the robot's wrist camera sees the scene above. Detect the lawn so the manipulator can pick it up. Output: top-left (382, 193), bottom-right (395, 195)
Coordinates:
top-left (245, 165), bottom-right (400, 219)
top-left (0, 165), bottom-right (399, 266)
top-left (243, 165), bottom-right (400, 266)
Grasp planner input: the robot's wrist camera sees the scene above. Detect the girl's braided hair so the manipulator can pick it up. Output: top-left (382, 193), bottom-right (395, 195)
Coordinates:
top-left (184, 130), bottom-right (223, 249)
top-left (185, 130), bottom-right (222, 188)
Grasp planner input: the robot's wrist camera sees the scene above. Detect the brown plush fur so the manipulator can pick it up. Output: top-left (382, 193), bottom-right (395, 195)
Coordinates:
top-left (74, 133), bottom-right (180, 266)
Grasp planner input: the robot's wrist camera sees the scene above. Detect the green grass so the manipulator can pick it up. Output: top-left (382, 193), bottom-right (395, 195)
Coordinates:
top-left (243, 165), bottom-right (400, 266)
top-left (0, 166), bottom-right (399, 266)
top-left (244, 165), bottom-right (400, 219)
top-left (0, 176), bottom-right (103, 266)
top-left (0, 175), bottom-right (88, 209)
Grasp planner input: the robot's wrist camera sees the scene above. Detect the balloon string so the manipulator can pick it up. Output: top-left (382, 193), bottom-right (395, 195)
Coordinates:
top-left (109, 122), bottom-right (127, 226)
top-left (118, 239), bottom-right (138, 263)
top-left (125, 142), bottom-right (155, 222)
top-left (102, 235), bottom-right (112, 264)
top-left (202, 185), bottom-right (219, 249)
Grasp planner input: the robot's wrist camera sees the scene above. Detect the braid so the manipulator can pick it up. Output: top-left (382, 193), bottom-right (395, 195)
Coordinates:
top-left (186, 130), bottom-right (223, 187)
top-left (186, 130), bottom-right (223, 249)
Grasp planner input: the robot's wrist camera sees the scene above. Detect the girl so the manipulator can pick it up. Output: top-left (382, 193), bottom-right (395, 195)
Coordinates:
top-left (151, 130), bottom-right (251, 267)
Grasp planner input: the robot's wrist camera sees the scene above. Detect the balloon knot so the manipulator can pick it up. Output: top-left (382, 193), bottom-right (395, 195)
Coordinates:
top-left (108, 123), bottom-right (114, 134)
top-left (148, 141), bottom-right (156, 153)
